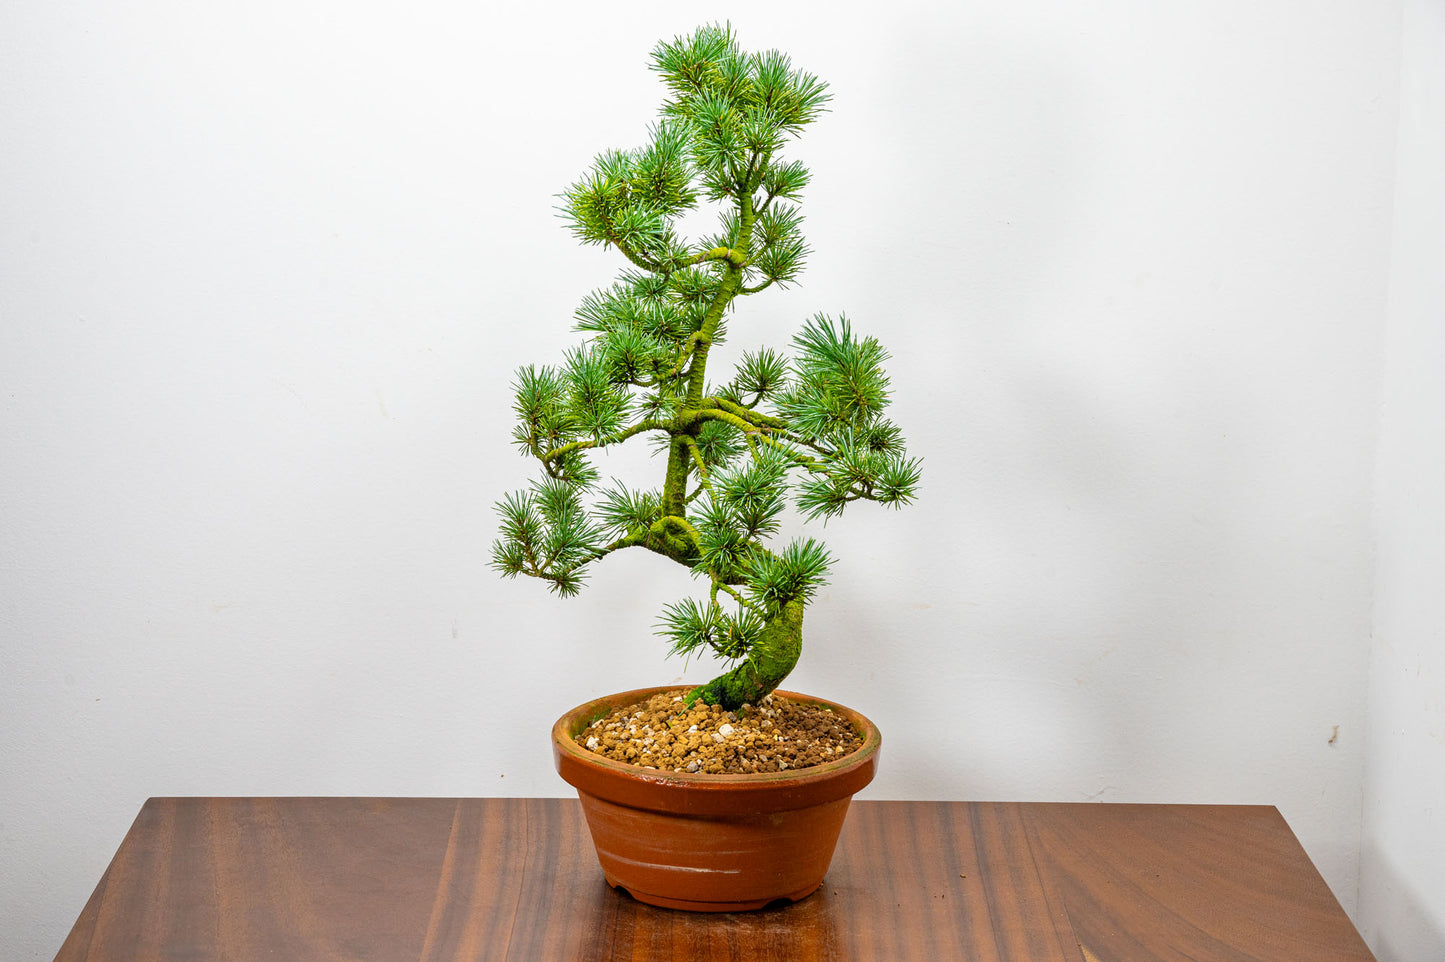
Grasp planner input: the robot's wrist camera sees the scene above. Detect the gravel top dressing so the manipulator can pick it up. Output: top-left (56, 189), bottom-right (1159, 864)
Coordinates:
top-left (575, 690), bottom-right (863, 775)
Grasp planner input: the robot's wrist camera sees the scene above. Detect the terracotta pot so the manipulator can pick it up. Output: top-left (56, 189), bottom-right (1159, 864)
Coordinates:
top-left (552, 685), bottom-right (881, 912)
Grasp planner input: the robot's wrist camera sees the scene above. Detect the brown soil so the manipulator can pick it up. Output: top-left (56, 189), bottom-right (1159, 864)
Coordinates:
top-left (573, 690), bottom-right (863, 775)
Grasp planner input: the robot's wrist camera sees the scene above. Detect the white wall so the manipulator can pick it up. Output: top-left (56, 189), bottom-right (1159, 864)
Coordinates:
top-left (1358, 1), bottom-right (1445, 959)
top-left (1, 2), bottom-right (1403, 959)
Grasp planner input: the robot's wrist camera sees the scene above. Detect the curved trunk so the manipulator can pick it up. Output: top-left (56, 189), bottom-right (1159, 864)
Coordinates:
top-left (688, 597), bottom-right (805, 710)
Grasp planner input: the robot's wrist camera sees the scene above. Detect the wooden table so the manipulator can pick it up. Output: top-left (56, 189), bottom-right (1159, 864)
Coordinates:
top-left (55, 798), bottom-right (1374, 961)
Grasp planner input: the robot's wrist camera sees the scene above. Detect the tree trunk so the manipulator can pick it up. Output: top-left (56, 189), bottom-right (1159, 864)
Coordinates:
top-left (688, 597), bottom-right (804, 710)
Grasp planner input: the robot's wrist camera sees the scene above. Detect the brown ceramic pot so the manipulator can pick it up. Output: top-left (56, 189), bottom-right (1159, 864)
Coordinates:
top-left (552, 685), bottom-right (881, 912)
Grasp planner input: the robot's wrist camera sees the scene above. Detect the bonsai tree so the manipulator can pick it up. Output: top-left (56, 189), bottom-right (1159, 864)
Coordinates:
top-left (493, 25), bottom-right (920, 711)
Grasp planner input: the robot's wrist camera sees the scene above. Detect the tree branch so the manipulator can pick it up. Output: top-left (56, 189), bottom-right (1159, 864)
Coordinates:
top-left (709, 396), bottom-right (785, 429)
top-left (680, 246), bottom-right (747, 269)
top-left (541, 418), bottom-right (669, 464)
top-left (750, 432), bottom-right (827, 472)
top-left (687, 408), bottom-right (760, 435)
top-left (607, 233), bottom-right (666, 273)
top-left (679, 434), bottom-right (715, 495)
top-left (713, 576), bottom-right (759, 613)
top-left (585, 531), bottom-right (649, 564)
top-left (518, 529), bottom-right (647, 585)
top-left (777, 429), bottom-right (838, 459)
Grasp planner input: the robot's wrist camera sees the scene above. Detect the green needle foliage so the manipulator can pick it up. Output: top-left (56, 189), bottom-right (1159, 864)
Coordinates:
top-left (493, 24), bottom-right (920, 710)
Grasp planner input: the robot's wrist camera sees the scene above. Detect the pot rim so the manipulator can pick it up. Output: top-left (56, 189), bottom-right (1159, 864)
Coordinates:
top-left (552, 685), bottom-right (881, 814)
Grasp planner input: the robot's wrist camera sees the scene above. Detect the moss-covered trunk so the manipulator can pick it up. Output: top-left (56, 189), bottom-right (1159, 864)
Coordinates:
top-left (687, 596), bottom-right (805, 710)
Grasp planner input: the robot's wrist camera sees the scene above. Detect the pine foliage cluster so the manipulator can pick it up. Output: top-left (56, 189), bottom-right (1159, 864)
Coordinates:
top-left (493, 25), bottom-right (919, 697)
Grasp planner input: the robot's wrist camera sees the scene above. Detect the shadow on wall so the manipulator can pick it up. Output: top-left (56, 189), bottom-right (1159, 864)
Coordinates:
top-left (1360, 845), bottom-right (1445, 962)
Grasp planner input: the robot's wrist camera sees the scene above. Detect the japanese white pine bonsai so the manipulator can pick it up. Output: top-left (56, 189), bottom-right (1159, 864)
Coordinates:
top-left (493, 25), bottom-right (920, 711)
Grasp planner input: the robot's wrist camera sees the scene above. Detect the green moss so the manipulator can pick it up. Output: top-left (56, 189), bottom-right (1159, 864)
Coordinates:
top-left (687, 596), bottom-right (804, 710)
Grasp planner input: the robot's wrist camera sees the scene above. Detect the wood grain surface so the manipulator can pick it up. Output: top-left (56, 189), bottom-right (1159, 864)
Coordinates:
top-left (53, 798), bottom-right (1375, 961)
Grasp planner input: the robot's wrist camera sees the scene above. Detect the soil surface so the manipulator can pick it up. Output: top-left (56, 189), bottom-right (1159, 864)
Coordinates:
top-left (574, 690), bottom-right (863, 775)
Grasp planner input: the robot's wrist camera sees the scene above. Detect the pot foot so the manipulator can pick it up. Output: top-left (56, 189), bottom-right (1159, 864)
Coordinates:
top-left (606, 878), bottom-right (822, 913)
